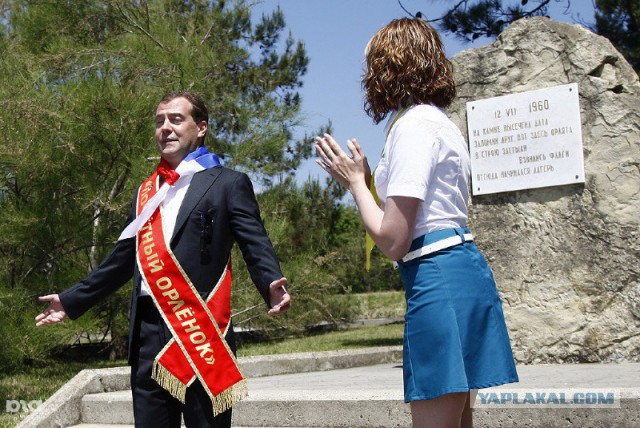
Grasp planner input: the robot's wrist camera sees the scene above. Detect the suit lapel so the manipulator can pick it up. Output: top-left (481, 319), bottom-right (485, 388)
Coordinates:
top-left (171, 167), bottom-right (223, 244)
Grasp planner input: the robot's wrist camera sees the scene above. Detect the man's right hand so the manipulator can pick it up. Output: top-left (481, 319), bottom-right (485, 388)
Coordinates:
top-left (35, 294), bottom-right (68, 327)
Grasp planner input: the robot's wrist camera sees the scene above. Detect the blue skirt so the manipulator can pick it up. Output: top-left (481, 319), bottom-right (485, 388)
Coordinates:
top-left (397, 227), bottom-right (519, 402)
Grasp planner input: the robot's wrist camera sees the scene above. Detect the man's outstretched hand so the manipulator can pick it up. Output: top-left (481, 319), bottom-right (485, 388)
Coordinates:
top-left (267, 278), bottom-right (290, 316)
top-left (35, 294), bottom-right (68, 327)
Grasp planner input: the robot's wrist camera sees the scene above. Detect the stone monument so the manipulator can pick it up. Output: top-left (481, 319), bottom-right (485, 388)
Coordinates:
top-left (448, 17), bottom-right (640, 364)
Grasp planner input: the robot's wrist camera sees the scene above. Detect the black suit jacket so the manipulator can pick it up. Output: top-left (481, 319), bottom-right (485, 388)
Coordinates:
top-left (59, 166), bottom-right (283, 362)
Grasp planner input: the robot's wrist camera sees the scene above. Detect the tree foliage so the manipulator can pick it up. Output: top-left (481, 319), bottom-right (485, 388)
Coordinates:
top-left (0, 0), bottom-right (401, 371)
top-left (399, 0), bottom-right (558, 41)
top-left (0, 0), bottom-right (312, 368)
top-left (594, 0), bottom-right (639, 70)
top-left (399, 0), bottom-right (639, 72)
top-left (230, 177), bottom-right (400, 339)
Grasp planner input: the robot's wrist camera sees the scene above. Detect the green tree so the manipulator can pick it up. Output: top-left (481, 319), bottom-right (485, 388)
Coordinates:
top-left (594, 0), bottom-right (639, 70)
top-left (0, 0), bottom-right (310, 368)
top-left (231, 177), bottom-right (356, 336)
top-left (400, 0), bottom-right (639, 72)
top-left (230, 176), bottom-right (401, 340)
top-left (400, 0), bottom-right (558, 40)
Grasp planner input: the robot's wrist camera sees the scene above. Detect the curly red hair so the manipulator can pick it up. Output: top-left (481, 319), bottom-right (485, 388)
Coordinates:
top-left (363, 18), bottom-right (456, 124)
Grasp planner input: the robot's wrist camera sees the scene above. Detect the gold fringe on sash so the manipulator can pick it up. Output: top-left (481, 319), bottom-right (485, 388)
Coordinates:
top-left (152, 360), bottom-right (188, 404)
top-left (152, 360), bottom-right (248, 416)
top-left (211, 379), bottom-right (249, 416)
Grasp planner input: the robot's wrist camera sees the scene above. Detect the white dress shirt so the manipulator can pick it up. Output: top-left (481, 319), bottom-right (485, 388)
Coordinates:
top-left (139, 174), bottom-right (195, 296)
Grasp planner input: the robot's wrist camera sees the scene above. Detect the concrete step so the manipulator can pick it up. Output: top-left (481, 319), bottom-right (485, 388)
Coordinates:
top-left (68, 426), bottom-right (133, 428)
top-left (74, 363), bottom-right (640, 427)
top-left (67, 424), bottom-right (321, 427)
top-left (76, 364), bottom-right (409, 427)
top-left (19, 347), bottom-right (640, 428)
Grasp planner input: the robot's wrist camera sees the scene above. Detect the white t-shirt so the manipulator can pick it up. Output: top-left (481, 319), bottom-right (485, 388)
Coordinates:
top-left (374, 104), bottom-right (471, 240)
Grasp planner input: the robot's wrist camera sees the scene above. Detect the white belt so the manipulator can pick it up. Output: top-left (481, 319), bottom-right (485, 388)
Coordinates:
top-left (401, 233), bottom-right (474, 263)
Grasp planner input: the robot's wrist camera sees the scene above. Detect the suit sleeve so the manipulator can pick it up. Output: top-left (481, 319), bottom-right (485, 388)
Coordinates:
top-left (59, 206), bottom-right (137, 320)
top-left (227, 173), bottom-right (283, 306)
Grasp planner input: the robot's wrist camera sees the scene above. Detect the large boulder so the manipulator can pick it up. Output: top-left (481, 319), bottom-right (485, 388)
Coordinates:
top-left (448, 17), bottom-right (640, 363)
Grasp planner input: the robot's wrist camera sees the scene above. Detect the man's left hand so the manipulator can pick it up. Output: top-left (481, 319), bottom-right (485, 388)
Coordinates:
top-left (267, 277), bottom-right (290, 316)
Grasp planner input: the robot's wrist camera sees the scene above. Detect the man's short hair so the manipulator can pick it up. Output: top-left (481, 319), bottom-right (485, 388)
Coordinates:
top-left (160, 90), bottom-right (209, 125)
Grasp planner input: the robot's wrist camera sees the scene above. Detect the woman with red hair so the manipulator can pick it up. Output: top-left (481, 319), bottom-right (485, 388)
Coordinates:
top-left (316, 18), bottom-right (518, 427)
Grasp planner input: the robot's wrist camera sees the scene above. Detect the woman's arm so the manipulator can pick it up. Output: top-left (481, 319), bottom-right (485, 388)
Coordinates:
top-left (315, 134), bottom-right (420, 261)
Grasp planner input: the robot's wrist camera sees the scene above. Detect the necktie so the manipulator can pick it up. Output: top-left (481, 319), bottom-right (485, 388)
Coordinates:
top-left (156, 159), bottom-right (180, 185)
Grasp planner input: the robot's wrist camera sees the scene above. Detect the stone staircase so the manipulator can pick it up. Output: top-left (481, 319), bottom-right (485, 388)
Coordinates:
top-left (18, 347), bottom-right (640, 428)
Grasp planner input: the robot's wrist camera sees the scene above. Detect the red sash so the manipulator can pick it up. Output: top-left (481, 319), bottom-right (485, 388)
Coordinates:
top-left (135, 172), bottom-right (246, 415)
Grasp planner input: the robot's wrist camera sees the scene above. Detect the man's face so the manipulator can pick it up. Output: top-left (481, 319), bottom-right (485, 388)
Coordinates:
top-left (155, 97), bottom-right (207, 168)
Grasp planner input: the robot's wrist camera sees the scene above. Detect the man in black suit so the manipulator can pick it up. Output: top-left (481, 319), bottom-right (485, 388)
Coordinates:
top-left (36, 90), bottom-right (290, 428)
